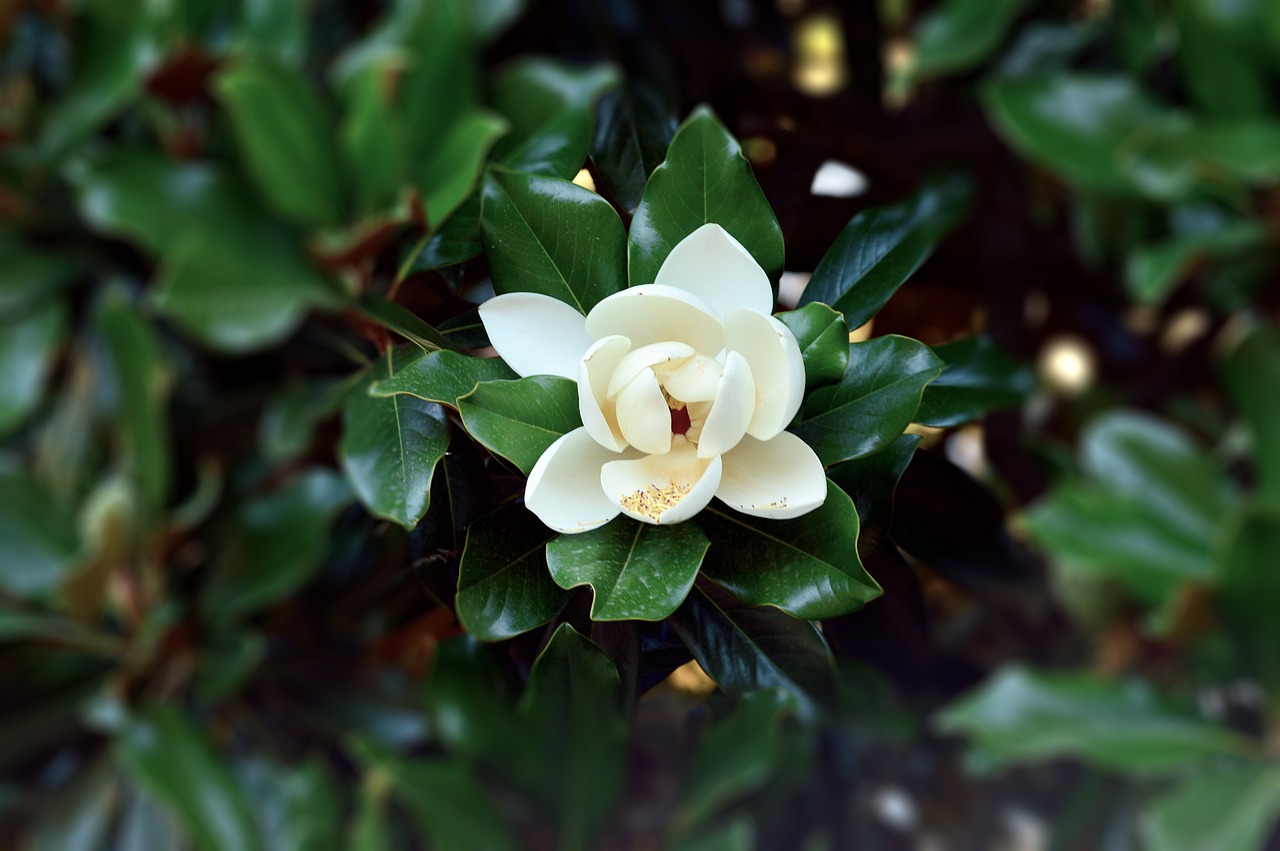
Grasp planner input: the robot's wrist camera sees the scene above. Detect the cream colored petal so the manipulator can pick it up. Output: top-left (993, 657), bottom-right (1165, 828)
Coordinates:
top-left (659, 354), bottom-right (723, 403)
top-left (653, 223), bottom-right (774, 318)
top-left (525, 428), bottom-right (623, 533)
top-left (716, 431), bottom-right (826, 519)
top-left (600, 436), bottom-right (723, 525)
top-left (724, 307), bottom-right (806, 440)
top-left (695, 351), bottom-right (755, 459)
top-left (578, 335), bottom-right (631, 452)
top-left (615, 369), bottom-right (672, 455)
top-left (478, 292), bottom-right (590, 379)
top-left (605, 341), bottom-right (696, 398)
top-left (585, 285), bottom-right (725, 354)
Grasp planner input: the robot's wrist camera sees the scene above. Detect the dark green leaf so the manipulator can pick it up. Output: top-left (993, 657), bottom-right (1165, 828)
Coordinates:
top-left (239, 759), bottom-right (339, 851)
top-left (0, 244), bottom-right (83, 318)
top-left (398, 0), bottom-right (479, 166)
top-left (352, 293), bottom-right (463, 353)
top-left (774, 303), bottom-right (849, 391)
top-left (0, 300), bottom-right (65, 438)
top-left (371, 350), bottom-right (516, 407)
top-left (455, 504), bottom-right (567, 640)
top-left (234, 0), bottom-right (310, 66)
top-left (1174, 0), bottom-right (1272, 120)
top-left (457, 376), bottom-right (580, 476)
top-left (1217, 506), bottom-right (1280, 692)
top-left (590, 84), bottom-right (678, 213)
top-left (480, 168), bottom-right (626, 312)
top-left (1220, 322), bottom-right (1280, 508)
top-left (629, 106), bottom-right (784, 285)
top-left (259, 375), bottom-right (361, 463)
top-left (915, 335), bottom-right (1035, 427)
top-left (699, 479), bottom-right (881, 619)
top-left (1126, 219), bottom-right (1267, 304)
top-left (0, 466), bottom-right (79, 596)
top-left (547, 518), bottom-right (709, 621)
top-left (402, 191), bottom-right (484, 271)
top-left (336, 49), bottom-right (406, 218)
top-left (1144, 764), bottom-right (1280, 851)
top-left (799, 174), bottom-right (971, 330)
top-left (793, 335), bottom-right (943, 465)
top-left (420, 109), bottom-right (508, 227)
top-left (911, 0), bottom-right (1027, 79)
top-left (827, 434), bottom-right (920, 558)
top-left (31, 755), bottom-right (117, 851)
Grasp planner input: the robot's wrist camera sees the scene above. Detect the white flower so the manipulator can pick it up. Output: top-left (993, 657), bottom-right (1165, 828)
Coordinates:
top-left (478, 223), bottom-right (827, 533)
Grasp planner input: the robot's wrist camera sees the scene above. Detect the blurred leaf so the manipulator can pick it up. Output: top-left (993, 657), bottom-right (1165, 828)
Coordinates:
top-left (936, 667), bottom-right (1249, 775)
top-left (349, 778), bottom-right (392, 851)
top-left (775, 303), bottom-right (849, 391)
top-left (1174, 0), bottom-right (1272, 120)
top-left (911, 0), bottom-right (1026, 79)
top-left (793, 336), bottom-right (943, 465)
top-left (699, 480), bottom-right (880, 619)
top-left (1125, 218), bottom-right (1267, 304)
top-left (399, 0), bottom-right (479, 166)
top-left (234, 0), bottom-right (311, 66)
top-left (915, 335), bottom-right (1035, 428)
top-left (473, 0), bottom-right (525, 40)
top-left (1217, 506), bottom-right (1280, 692)
top-left (259, 375), bottom-right (361, 463)
top-left (0, 466), bottom-right (79, 596)
top-left (456, 376), bottom-right (580, 476)
top-left (339, 351), bottom-right (450, 529)
top-left (547, 518), bottom-right (709, 620)
top-left (1144, 763), bottom-right (1280, 851)
top-left (238, 758), bottom-right (339, 851)
top-left (994, 21), bottom-right (1104, 78)
top-left (0, 299), bottom-right (65, 438)
top-left (420, 109), bottom-right (508, 228)
top-left (629, 106), bottom-right (784, 285)
top-left (1220, 322), bottom-right (1280, 508)
top-left (455, 503), bottom-right (567, 640)
top-left (31, 756), bottom-right (118, 851)
top-left (117, 705), bottom-right (263, 851)
top-left (352, 293), bottom-right (463, 353)
top-left (670, 817), bottom-right (755, 851)
top-left (491, 59), bottom-right (617, 178)
top-left (371, 350), bottom-right (516, 407)
top-left (799, 174), bottom-right (970, 330)
top-left (205, 469), bottom-right (352, 620)
top-left (480, 168), bottom-right (626, 312)
top-left (116, 785), bottom-right (183, 851)
top-left (215, 59), bottom-right (346, 228)
top-left (336, 48), bottom-right (407, 218)
top-left (591, 83), bottom-right (678, 213)
top-left (196, 630), bottom-right (266, 699)
top-left (0, 244), bottom-right (82, 318)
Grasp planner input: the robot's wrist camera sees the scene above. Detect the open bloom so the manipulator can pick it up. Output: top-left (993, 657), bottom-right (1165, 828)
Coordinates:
top-left (479, 223), bottom-right (826, 533)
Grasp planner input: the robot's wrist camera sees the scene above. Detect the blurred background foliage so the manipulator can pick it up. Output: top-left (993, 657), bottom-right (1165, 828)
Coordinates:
top-left (2, 0), bottom-right (1280, 848)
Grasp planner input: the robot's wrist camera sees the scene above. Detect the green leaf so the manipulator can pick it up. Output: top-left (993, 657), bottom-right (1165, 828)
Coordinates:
top-left (1125, 218), bottom-right (1267, 304)
top-left (259, 374), bottom-right (363, 463)
top-left (827, 434), bottom-right (920, 558)
top-left (420, 109), bottom-right (508, 228)
top-left (117, 705), bottom-right (263, 851)
top-left (1144, 764), bottom-right (1280, 851)
top-left (456, 376), bottom-right (580, 476)
top-left (403, 191), bottom-right (484, 271)
top-left (334, 45), bottom-right (408, 218)
top-left (911, 0), bottom-right (1027, 79)
top-left (215, 59), bottom-right (346, 228)
top-left (699, 479), bottom-right (881, 619)
top-left (793, 335), bottom-right (943, 465)
top-left (519, 624), bottom-right (627, 850)
top-left (455, 503), bottom-right (567, 640)
top-left (233, 0), bottom-right (310, 66)
top-left (1220, 322), bottom-right (1280, 508)
top-left (351, 293), bottom-right (463, 353)
top-left (0, 466), bottom-right (79, 596)
top-left (204, 469), bottom-right (352, 620)
top-left (1174, 0), bottom-right (1272, 120)
top-left (546, 518), bottom-right (709, 621)
top-left (398, 0), bottom-right (479, 167)
top-left (669, 585), bottom-right (835, 717)
top-left (799, 174), bottom-right (971, 330)
top-left (1217, 506), bottom-right (1280, 693)
top-left (915, 335), bottom-right (1035, 428)
top-left (936, 666), bottom-right (1249, 775)
top-left (480, 168), bottom-right (626, 312)
top-left (371, 349), bottom-right (516, 407)
top-left (339, 351), bottom-right (450, 529)
top-left (0, 244), bottom-right (83, 318)
top-left (0, 300), bottom-right (65, 438)
top-left (774, 303), bottom-right (849, 391)
top-left (629, 105), bottom-right (784, 285)
top-left (238, 759), bottom-right (339, 851)
top-left (590, 84), bottom-right (678, 213)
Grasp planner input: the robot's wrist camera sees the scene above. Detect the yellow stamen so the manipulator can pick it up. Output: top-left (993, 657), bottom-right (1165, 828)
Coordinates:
top-left (619, 482), bottom-right (691, 522)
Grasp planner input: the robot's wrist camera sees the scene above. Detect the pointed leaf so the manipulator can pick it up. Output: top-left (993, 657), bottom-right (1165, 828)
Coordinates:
top-left (0, 466), bottom-right (80, 596)
top-left (1144, 764), bottom-right (1280, 851)
top-left (371, 350), bottom-right (516, 407)
top-left (591, 83), bottom-right (678, 213)
top-left (351, 293), bottom-right (463, 353)
top-left (774, 302), bottom-right (849, 390)
top-left (915, 335), bottom-right (1035, 427)
top-left (420, 109), bottom-right (508, 227)
top-left (911, 0), bottom-right (1028, 80)
top-left (0, 299), bottom-right (65, 438)
top-left (828, 433), bottom-right (920, 559)
top-left (456, 376), bottom-right (581, 476)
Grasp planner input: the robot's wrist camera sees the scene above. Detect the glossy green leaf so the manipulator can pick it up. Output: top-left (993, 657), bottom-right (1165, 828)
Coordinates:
top-left (491, 59), bottom-right (617, 178)
top-left (339, 352), bottom-right (450, 529)
top-left (371, 350), bottom-right (516, 407)
top-left (915, 335), bottom-right (1035, 428)
top-left (1144, 764), bottom-right (1280, 851)
top-left (827, 433), bottom-right (920, 558)
top-left (0, 466), bottom-right (79, 596)
top-left (799, 174), bottom-right (971, 330)
top-left (547, 518), bottom-right (709, 621)
top-left (774, 303), bottom-right (849, 391)
top-left (936, 666), bottom-right (1249, 775)
top-left (793, 335), bottom-right (943, 465)
top-left (204, 469), bottom-right (352, 620)
top-left (911, 0), bottom-right (1026, 79)
top-left (591, 83), bottom-right (678, 213)
top-left (455, 504), bottom-right (567, 640)
top-left (117, 705), bottom-right (263, 851)
top-left (352, 293), bottom-right (463, 353)
top-left (456, 376), bottom-right (580, 476)
top-left (629, 106), bottom-right (784, 285)
top-left (420, 109), bottom-right (508, 227)
top-left (480, 168), bottom-right (626, 312)
top-left (0, 300), bottom-right (65, 438)
top-left (403, 191), bottom-right (484, 271)
top-left (1217, 507), bottom-right (1280, 692)
top-left (699, 479), bottom-right (881, 619)
top-left (215, 59), bottom-right (346, 228)
top-left (1221, 322), bottom-right (1280, 508)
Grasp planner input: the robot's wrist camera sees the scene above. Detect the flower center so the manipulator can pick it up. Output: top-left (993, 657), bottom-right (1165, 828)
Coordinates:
top-left (619, 482), bottom-right (692, 521)
top-left (669, 404), bottom-right (691, 436)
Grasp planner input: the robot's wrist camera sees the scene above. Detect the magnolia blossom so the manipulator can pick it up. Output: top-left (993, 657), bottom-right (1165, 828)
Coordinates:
top-left (478, 223), bottom-right (826, 533)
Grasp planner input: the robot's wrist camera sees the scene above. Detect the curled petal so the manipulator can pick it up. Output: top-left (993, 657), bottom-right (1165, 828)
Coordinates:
top-left (479, 292), bottom-right (591, 379)
top-left (659, 354), bottom-right (722, 403)
top-left (585, 285), bottom-right (725, 354)
top-left (600, 436), bottom-right (723, 525)
top-left (606, 341), bottom-right (696, 398)
top-left (695, 351), bottom-right (755, 459)
top-left (526, 428), bottom-right (629, 533)
top-left (578, 335), bottom-right (631, 452)
top-left (724, 307), bottom-right (805, 440)
top-left (615, 368), bottom-right (672, 455)
top-left (716, 431), bottom-right (826, 519)
top-left (653, 223), bottom-right (774, 318)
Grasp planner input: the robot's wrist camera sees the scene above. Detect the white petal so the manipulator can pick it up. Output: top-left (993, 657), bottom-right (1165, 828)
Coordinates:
top-left (525, 428), bottom-right (625, 533)
top-left (717, 431), bottom-right (826, 519)
top-left (810, 159), bottom-right (868, 198)
top-left (695, 351), bottom-right (755, 459)
top-left (585, 285), bottom-right (725, 354)
top-left (600, 436), bottom-right (723, 525)
top-left (653, 223), bottom-right (774, 318)
top-left (615, 369), bottom-right (672, 455)
top-left (478, 292), bottom-right (590, 379)
top-left (724, 307), bottom-right (805, 440)
top-left (578, 335), bottom-right (631, 452)
top-left (606, 341), bottom-right (696, 398)
top-left (659, 354), bottom-right (722, 403)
